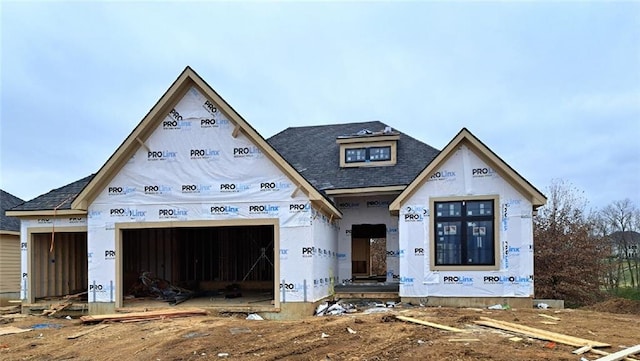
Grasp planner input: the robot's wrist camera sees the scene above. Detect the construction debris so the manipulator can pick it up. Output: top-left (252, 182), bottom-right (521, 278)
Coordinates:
top-left (135, 272), bottom-right (195, 305)
top-left (395, 315), bottom-right (467, 333)
top-left (80, 308), bottom-right (207, 324)
top-left (42, 291), bottom-right (88, 317)
top-left (474, 317), bottom-right (610, 347)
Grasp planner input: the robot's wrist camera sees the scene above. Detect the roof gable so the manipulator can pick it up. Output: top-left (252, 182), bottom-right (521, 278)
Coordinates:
top-left (268, 121), bottom-right (440, 192)
top-left (389, 128), bottom-right (546, 212)
top-left (1, 189), bottom-right (25, 232)
top-left (71, 67), bottom-right (341, 218)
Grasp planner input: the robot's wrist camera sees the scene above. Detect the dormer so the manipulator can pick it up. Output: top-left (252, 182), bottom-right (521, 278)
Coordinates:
top-left (337, 126), bottom-right (399, 168)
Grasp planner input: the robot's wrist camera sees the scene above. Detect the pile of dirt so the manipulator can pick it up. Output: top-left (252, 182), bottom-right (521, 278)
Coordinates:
top-left (583, 297), bottom-right (640, 314)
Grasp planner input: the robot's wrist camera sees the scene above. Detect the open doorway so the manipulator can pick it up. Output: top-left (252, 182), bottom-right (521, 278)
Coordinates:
top-left (351, 224), bottom-right (386, 282)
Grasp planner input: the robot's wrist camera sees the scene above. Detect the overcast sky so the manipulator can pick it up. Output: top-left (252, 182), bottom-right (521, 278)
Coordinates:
top-left (1, 1), bottom-right (639, 210)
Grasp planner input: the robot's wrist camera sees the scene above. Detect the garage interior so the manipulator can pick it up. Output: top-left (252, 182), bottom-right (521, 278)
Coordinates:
top-left (121, 225), bottom-right (275, 307)
top-left (32, 232), bottom-right (88, 300)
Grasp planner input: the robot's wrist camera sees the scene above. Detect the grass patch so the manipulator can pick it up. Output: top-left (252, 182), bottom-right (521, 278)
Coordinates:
top-left (609, 287), bottom-right (640, 300)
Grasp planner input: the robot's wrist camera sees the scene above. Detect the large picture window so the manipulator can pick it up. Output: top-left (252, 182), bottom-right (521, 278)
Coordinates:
top-left (434, 199), bottom-right (496, 267)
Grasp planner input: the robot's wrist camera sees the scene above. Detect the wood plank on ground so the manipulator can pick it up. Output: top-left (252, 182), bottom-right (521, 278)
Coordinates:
top-left (42, 301), bottom-right (72, 316)
top-left (474, 317), bottom-right (610, 348)
top-left (395, 315), bottom-right (467, 333)
top-left (80, 308), bottom-right (207, 323)
top-left (0, 326), bottom-right (31, 336)
top-left (538, 314), bottom-right (561, 321)
top-left (67, 324), bottom-right (109, 339)
top-left (573, 345), bottom-right (592, 355)
top-left (589, 348), bottom-right (639, 361)
top-left (594, 345), bottom-right (640, 361)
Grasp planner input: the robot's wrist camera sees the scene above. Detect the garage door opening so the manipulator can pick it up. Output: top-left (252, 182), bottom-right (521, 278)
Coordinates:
top-left (120, 224), bottom-right (276, 308)
top-left (31, 232), bottom-right (87, 302)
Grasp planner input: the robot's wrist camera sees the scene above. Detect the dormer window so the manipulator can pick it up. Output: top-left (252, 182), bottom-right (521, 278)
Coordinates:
top-left (345, 146), bottom-right (391, 163)
top-left (337, 127), bottom-right (399, 168)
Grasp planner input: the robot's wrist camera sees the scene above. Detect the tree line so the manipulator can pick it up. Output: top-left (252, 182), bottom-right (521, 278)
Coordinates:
top-left (533, 179), bottom-right (640, 307)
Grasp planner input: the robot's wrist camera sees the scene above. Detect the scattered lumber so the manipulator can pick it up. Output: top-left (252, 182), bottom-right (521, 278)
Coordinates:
top-left (64, 291), bottom-right (88, 300)
top-left (0, 305), bottom-right (20, 315)
top-left (474, 317), bottom-right (610, 348)
top-left (538, 314), bottom-right (561, 321)
top-left (42, 301), bottom-right (72, 316)
top-left (0, 326), bottom-right (31, 336)
top-left (573, 345), bottom-right (592, 355)
top-left (42, 291), bottom-right (88, 317)
top-left (395, 315), bottom-right (467, 333)
top-left (589, 348), bottom-right (639, 361)
top-left (594, 345), bottom-right (640, 361)
top-left (67, 324), bottom-right (109, 339)
top-left (80, 308), bottom-right (207, 323)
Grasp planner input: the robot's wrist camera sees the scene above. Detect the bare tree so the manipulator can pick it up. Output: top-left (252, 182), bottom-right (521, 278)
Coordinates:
top-left (533, 179), bottom-right (606, 307)
top-left (598, 199), bottom-right (640, 290)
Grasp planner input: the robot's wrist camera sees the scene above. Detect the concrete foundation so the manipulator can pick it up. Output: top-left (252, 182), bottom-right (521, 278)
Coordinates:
top-left (88, 302), bottom-right (116, 315)
top-left (401, 296), bottom-right (533, 309)
top-left (533, 299), bottom-right (564, 309)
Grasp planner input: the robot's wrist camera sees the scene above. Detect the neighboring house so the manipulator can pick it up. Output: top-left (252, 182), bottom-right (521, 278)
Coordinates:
top-left (7, 67), bottom-right (546, 318)
top-left (0, 190), bottom-right (25, 305)
top-left (609, 231), bottom-right (640, 258)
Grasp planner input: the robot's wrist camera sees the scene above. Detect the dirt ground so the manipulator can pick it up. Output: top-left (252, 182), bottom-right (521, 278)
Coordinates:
top-left (1, 299), bottom-right (639, 361)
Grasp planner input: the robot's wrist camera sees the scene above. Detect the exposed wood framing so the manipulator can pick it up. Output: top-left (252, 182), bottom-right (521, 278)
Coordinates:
top-left (232, 123), bottom-right (241, 138)
top-left (135, 137), bottom-right (150, 152)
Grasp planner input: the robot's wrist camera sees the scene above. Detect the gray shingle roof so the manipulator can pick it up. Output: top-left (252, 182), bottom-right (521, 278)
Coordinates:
top-left (9, 174), bottom-right (95, 212)
top-left (10, 122), bottom-right (439, 212)
top-left (1, 190), bottom-right (25, 232)
top-left (268, 121), bottom-right (440, 191)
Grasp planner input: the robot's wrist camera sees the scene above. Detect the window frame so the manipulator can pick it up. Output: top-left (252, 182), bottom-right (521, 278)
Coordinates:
top-left (429, 195), bottom-right (500, 271)
top-left (344, 145), bottom-right (392, 164)
top-left (339, 140), bottom-right (397, 167)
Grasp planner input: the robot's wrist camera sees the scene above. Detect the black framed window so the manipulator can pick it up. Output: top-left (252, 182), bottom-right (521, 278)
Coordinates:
top-left (434, 199), bottom-right (495, 266)
top-left (345, 146), bottom-right (391, 163)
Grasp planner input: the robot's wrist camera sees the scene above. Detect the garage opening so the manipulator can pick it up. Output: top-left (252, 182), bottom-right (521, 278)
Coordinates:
top-left (351, 224), bottom-right (387, 282)
top-left (121, 224), bottom-right (276, 308)
top-left (31, 232), bottom-right (87, 301)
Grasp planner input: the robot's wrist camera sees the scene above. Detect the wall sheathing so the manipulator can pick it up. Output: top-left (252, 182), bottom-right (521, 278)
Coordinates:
top-left (85, 87), bottom-right (330, 305)
top-left (399, 144), bottom-right (534, 298)
top-left (311, 211), bottom-right (339, 301)
top-left (336, 195), bottom-right (400, 284)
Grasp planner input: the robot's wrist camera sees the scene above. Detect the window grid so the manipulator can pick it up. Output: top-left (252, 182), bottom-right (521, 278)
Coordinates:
top-left (434, 200), bottom-right (495, 266)
top-left (345, 146), bottom-right (391, 163)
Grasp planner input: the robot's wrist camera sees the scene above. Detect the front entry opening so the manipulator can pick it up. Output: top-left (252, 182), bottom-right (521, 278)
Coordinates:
top-left (121, 225), bottom-right (275, 307)
top-left (351, 224), bottom-right (386, 282)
